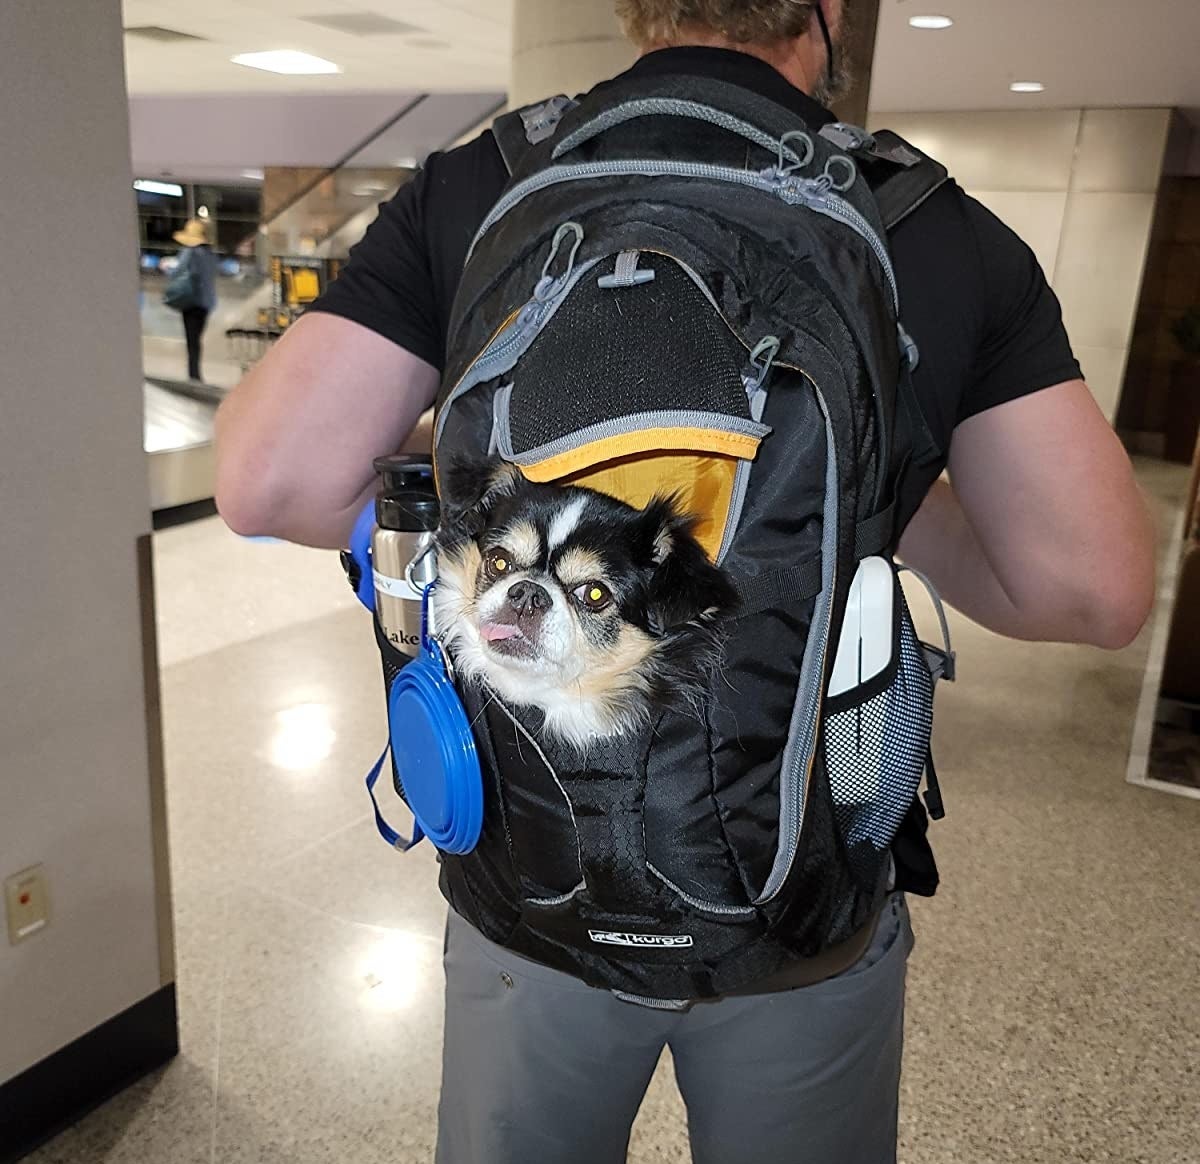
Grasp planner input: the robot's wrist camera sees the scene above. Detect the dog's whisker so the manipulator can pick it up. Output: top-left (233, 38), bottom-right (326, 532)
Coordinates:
top-left (468, 688), bottom-right (499, 731)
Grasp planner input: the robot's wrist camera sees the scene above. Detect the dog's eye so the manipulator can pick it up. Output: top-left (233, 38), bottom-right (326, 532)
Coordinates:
top-left (483, 548), bottom-right (513, 579)
top-left (573, 582), bottom-right (613, 612)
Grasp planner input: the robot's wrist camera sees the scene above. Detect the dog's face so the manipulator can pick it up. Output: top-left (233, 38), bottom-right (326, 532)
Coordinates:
top-left (433, 461), bottom-right (738, 746)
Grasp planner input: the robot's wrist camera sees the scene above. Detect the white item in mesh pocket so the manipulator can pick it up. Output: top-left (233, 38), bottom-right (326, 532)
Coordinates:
top-left (825, 614), bottom-right (933, 849)
top-left (828, 557), bottom-right (895, 805)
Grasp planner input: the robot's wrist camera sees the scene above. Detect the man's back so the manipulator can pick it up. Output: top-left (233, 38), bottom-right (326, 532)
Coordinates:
top-left (213, 13), bottom-right (1154, 1162)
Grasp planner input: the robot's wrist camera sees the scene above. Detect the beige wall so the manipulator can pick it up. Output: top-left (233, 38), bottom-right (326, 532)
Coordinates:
top-left (510, 0), bottom-right (636, 109)
top-left (0, 0), bottom-right (172, 1082)
top-left (870, 108), bottom-right (1172, 421)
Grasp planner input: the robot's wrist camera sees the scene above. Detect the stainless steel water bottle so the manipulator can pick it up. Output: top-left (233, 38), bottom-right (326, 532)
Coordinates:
top-left (371, 455), bottom-right (439, 660)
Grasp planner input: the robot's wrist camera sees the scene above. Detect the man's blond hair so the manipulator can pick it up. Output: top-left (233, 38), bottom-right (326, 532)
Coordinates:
top-left (615, 0), bottom-right (817, 46)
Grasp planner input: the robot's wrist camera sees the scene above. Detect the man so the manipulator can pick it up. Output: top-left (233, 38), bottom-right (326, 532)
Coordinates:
top-left (215, 2), bottom-right (1155, 1160)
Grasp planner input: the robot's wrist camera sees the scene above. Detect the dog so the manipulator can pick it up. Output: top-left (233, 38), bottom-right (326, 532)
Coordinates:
top-left (432, 460), bottom-right (738, 748)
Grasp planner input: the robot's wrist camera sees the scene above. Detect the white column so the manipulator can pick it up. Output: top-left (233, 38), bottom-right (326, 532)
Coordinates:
top-left (0, 0), bottom-right (174, 1095)
top-left (510, 0), bottom-right (637, 108)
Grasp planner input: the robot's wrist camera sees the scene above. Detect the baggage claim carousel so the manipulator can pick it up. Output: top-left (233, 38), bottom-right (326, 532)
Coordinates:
top-left (144, 377), bottom-right (221, 513)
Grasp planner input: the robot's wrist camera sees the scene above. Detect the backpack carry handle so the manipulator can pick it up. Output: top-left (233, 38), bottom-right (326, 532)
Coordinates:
top-left (551, 97), bottom-right (813, 170)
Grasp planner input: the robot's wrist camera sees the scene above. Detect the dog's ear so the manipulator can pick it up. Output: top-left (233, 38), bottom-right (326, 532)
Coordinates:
top-left (438, 457), bottom-right (522, 538)
top-left (637, 496), bottom-right (739, 632)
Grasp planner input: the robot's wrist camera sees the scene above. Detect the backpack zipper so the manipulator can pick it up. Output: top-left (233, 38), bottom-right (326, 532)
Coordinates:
top-left (754, 372), bottom-right (839, 904)
top-left (467, 159), bottom-right (900, 314)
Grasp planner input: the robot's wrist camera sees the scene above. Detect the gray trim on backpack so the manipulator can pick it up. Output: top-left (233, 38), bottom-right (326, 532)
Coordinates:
top-left (465, 158), bottom-right (901, 313)
top-left (646, 864), bottom-right (757, 918)
top-left (435, 257), bottom-right (603, 452)
top-left (494, 407), bottom-right (771, 470)
top-left (755, 381), bottom-right (840, 905)
top-left (552, 97), bottom-right (812, 169)
top-left (524, 883), bottom-right (586, 907)
top-left (715, 457), bottom-right (754, 567)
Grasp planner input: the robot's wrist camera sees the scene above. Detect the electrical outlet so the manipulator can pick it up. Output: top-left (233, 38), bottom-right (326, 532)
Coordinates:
top-left (5, 865), bottom-right (50, 945)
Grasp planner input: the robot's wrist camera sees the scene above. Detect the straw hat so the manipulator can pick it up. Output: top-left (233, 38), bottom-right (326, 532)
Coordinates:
top-left (173, 218), bottom-right (210, 247)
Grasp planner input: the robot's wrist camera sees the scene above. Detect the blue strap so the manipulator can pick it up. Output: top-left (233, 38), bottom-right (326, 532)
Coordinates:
top-left (365, 742), bottom-right (424, 851)
top-left (348, 500), bottom-right (376, 612)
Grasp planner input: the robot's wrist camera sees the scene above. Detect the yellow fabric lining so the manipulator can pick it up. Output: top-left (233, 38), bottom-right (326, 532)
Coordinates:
top-left (561, 451), bottom-right (741, 561)
top-left (517, 427), bottom-right (765, 561)
top-left (519, 427), bottom-right (760, 485)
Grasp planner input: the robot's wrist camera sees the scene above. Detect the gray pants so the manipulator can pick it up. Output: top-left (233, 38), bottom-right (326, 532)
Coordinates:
top-left (436, 894), bottom-right (913, 1164)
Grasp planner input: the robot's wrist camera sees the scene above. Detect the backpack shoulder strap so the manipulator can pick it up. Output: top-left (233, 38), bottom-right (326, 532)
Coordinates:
top-left (819, 123), bottom-right (950, 232)
top-left (491, 95), bottom-right (579, 175)
top-left (871, 140), bottom-right (951, 232)
top-left (817, 123), bottom-right (950, 527)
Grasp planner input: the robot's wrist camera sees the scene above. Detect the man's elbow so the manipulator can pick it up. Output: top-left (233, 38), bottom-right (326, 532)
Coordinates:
top-left (1080, 569), bottom-right (1156, 650)
top-left (213, 418), bottom-right (282, 538)
top-left (215, 460), bottom-right (277, 538)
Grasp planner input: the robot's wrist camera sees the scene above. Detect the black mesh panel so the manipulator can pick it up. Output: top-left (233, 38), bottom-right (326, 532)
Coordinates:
top-left (509, 257), bottom-right (749, 454)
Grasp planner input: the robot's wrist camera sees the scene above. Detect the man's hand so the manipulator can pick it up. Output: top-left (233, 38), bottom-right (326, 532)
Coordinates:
top-left (215, 313), bottom-right (439, 549)
top-left (898, 380), bottom-right (1155, 649)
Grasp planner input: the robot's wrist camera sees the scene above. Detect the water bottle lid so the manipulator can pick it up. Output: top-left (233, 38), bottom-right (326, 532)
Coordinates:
top-left (374, 454), bottom-right (439, 532)
top-left (374, 453), bottom-right (434, 492)
top-left (388, 642), bottom-right (482, 854)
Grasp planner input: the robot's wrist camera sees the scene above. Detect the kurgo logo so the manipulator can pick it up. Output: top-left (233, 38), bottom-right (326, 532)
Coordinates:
top-left (588, 930), bottom-right (694, 949)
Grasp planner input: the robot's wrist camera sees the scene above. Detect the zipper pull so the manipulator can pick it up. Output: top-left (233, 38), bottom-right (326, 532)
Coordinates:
top-left (742, 336), bottom-right (780, 421)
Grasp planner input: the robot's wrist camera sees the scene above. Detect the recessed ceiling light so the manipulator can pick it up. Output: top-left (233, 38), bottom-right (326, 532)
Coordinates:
top-left (134, 179), bottom-right (183, 197)
top-left (908, 15), bottom-right (953, 30)
top-left (231, 50), bottom-right (341, 75)
top-left (1010, 81), bottom-right (1046, 93)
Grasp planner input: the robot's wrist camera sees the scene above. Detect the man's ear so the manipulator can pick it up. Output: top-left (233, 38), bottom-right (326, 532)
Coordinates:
top-left (438, 457), bottom-right (522, 538)
top-left (638, 496), bottom-right (739, 631)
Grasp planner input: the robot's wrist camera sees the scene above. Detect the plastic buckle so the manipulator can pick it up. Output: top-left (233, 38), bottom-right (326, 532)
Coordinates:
top-left (820, 121), bottom-right (876, 153)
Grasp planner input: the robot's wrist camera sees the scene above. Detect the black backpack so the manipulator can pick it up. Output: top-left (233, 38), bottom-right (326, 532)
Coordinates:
top-left (425, 74), bottom-right (955, 1002)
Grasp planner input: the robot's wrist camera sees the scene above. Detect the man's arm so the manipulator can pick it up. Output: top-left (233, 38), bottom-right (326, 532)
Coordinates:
top-left (898, 379), bottom-right (1155, 649)
top-left (215, 312), bottom-right (438, 549)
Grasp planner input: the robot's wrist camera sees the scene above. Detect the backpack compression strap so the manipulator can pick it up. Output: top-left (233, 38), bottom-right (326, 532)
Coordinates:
top-left (819, 123), bottom-right (950, 231)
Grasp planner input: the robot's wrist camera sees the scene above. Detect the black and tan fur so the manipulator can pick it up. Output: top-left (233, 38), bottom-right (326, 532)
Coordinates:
top-left (433, 460), bottom-right (738, 748)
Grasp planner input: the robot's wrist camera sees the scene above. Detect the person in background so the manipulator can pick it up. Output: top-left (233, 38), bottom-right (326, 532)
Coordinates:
top-left (165, 218), bottom-right (217, 382)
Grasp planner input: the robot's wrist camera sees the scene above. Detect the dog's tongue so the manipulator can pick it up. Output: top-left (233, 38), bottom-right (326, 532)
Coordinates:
top-left (480, 622), bottom-right (521, 643)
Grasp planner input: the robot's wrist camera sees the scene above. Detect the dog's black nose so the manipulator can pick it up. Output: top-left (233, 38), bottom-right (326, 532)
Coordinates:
top-left (507, 580), bottom-right (551, 618)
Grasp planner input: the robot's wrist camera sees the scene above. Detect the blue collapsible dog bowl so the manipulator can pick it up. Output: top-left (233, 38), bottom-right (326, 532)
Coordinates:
top-left (387, 638), bottom-right (483, 855)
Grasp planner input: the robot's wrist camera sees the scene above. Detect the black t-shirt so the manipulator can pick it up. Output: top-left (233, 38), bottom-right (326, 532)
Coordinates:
top-left (313, 45), bottom-right (1082, 523)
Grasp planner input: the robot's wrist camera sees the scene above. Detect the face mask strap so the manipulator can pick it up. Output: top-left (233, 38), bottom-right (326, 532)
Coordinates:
top-left (814, 2), bottom-right (837, 96)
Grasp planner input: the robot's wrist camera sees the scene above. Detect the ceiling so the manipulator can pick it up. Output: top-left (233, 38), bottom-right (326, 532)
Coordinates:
top-left (128, 91), bottom-right (503, 181)
top-left (122, 0), bottom-right (1200, 122)
top-left (121, 0), bottom-right (511, 94)
top-left (868, 0), bottom-right (1200, 118)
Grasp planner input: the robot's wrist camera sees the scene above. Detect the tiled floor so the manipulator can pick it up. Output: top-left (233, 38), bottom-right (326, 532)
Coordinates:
top-left (25, 461), bottom-right (1200, 1163)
